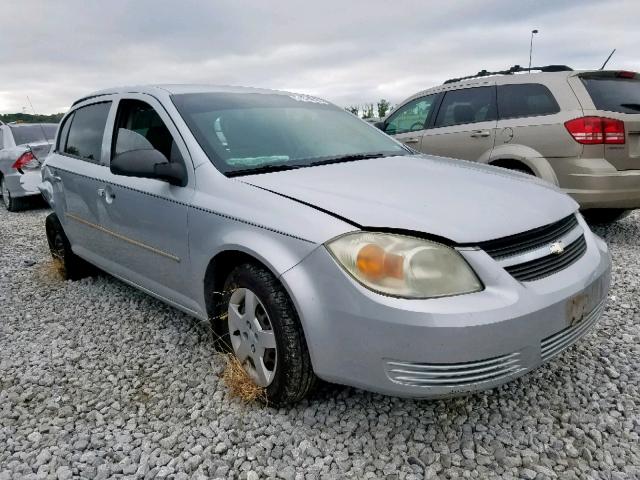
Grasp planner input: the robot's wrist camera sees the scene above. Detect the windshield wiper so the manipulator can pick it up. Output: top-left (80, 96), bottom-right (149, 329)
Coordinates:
top-left (620, 103), bottom-right (640, 111)
top-left (308, 152), bottom-right (387, 167)
top-left (226, 163), bottom-right (306, 177)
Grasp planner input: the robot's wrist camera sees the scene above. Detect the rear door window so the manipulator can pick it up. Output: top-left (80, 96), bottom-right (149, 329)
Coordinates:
top-left (581, 74), bottom-right (640, 114)
top-left (434, 87), bottom-right (497, 127)
top-left (384, 95), bottom-right (437, 135)
top-left (497, 83), bottom-right (560, 119)
top-left (65, 102), bottom-right (112, 162)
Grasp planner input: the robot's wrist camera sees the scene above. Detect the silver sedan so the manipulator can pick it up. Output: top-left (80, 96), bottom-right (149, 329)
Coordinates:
top-left (40, 86), bottom-right (611, 405)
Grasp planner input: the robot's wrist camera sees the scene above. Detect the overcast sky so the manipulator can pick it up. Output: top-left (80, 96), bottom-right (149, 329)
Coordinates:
top-left (1, 0), bottom-right (638, 114)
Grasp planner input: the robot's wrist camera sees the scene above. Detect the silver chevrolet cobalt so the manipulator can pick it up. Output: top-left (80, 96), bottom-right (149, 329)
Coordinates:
top-left (40, 85), bottom-right (611, 405)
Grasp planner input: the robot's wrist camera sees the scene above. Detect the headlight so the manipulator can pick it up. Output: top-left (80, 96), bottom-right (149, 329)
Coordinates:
top-left (326, 232), bottom-right (482, 298)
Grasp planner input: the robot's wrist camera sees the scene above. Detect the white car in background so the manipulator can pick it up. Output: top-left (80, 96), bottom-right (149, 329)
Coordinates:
top-left (0, 122), bottom-right (57, 211)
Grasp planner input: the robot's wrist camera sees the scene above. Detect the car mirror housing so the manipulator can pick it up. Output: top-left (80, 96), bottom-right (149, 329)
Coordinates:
top-left (373, 121), bottom-right (385, 131)
top-left (111, 149), bottom-right (186, 186)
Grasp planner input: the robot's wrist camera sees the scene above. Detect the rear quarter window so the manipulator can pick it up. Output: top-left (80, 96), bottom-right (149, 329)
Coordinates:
top-left (581, 76), bottom-right (640, 114)
top-left (497, 83), bottom-right (560, 120)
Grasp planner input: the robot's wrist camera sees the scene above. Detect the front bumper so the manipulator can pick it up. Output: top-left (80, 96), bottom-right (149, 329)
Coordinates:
top-left (4, 169), bottom-right (42, 198)
top-left (281, 224), bottom-right (611, 398)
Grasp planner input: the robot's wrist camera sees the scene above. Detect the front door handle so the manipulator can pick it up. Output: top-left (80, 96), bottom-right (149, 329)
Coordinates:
top-left (404, 137), bottom-right (420, 144)
top-left (470, 130), bottom-right (491, 138)
top-left (97, 188), bottom-right (105, 198)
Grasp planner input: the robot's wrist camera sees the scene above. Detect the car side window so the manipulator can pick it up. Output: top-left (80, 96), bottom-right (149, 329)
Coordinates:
top-left (112, 99), bottom-right (184, 164)
top-left (64, 102), bottom-right (111, 162)
top-left (434, 87), bottom-right (497, 128)
top-left (56, 112), bottom-right (74, 153)
top-left (497, 83), bottom-right (560, 120)
top-left (384, 95), bottom-right (437, 135)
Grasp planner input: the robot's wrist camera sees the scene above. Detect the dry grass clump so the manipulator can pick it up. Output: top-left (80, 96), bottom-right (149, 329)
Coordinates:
top-left (221, 353), bottom-right (266, 404)
top-left (37, 258), bottom-right (65, 283)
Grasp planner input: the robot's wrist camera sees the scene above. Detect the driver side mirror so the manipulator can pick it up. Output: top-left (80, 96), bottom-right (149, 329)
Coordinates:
top-left (373, 121), bottom-right (385, 131)
top-left (110, 149), bottom-right (187, 187)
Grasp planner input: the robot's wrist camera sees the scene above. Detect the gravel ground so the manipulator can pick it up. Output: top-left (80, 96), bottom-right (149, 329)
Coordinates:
top-left (0, 205), bottom-right (639, 480)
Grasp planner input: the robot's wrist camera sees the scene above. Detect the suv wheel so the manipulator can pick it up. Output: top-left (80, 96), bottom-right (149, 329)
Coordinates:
top-left (582, 208), bottom-right (631, 225)
top-left (1, 176), bottom-right (27, 212)
top-left (216, 263), bottom-right (316, 406)
top-left (45, 213), bottom-right (94, 280)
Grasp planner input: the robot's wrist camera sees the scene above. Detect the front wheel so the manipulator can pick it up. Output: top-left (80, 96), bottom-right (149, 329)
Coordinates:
top-left (216, 263), bottom-right (317, 406)
top-left (582, 208), bottom-right (631, 225)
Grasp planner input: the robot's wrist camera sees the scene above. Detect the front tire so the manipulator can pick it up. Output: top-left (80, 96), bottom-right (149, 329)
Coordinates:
top-left (45, 213), bottom-right (94, 280)
top-left (216, 263), bottom-right (317, 406)
top-left (582, 208), bottom-right (631, 225)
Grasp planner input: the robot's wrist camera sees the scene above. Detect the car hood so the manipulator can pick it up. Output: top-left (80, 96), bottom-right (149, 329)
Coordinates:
top-left (240, 155), bottom-right (578, 243)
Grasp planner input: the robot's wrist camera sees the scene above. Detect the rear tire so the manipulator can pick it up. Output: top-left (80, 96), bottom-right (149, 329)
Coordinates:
top-left (582, 208), bottom-right (631, 225)
top-left (45, 213), bottom-right (94, 280)
top-left (215, 263), bottom-right (317, 406)
top-left (1, 176), bottom-right (28, 212)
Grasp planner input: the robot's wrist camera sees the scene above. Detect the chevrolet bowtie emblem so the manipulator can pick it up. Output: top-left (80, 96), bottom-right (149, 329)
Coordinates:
top-left (549, 241), bottom-right (565, 255)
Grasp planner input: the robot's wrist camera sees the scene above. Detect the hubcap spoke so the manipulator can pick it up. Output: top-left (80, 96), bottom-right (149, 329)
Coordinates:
top-left (243, 289), bottom-right (257, 317)
top-left (256, 330), bottom-right (276, 349)
top-left (252, 356), bottom-right (271, 386)
top-left (234, 340), bottom-right (251, 362)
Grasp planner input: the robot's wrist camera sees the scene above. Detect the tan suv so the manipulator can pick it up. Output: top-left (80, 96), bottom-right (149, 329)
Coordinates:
top-left (378, 65), bottom-right (640, 223)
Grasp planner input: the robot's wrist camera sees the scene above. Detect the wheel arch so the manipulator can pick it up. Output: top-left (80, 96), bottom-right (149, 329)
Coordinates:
top-left (488, 145), bottom-right (559, 185)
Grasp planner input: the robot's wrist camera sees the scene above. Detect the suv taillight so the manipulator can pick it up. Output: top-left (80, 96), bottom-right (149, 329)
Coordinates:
top-left (11, 151), bottom-right (38, 170)
top-left (564, 116), bottom-right (625, 145)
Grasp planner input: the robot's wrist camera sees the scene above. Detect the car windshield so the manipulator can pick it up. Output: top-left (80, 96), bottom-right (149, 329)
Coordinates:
top-left (9, 124), bottom-right (57, 145)
top-left (581, 74), bottom-right (640, 114)
top-left (171, 92), bottom-right (407, 175)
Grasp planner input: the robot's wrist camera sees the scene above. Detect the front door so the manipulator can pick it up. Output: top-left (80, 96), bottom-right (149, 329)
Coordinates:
top-left (101, 95), bottom-right (197, 312)
top-left (383, 94), bottom-right (439, 149)
top-left (421, 85), bottom-right (498, 161)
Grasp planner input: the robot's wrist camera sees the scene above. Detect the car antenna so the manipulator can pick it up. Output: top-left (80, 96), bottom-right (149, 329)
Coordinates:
top-left (26, 96), bottom-right (50, 162)
top-left (599, 49), bottom-right (616, 70)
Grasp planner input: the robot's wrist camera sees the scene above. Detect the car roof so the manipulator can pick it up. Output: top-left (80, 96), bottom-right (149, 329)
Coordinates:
top-left (73, 84), bottom-right (299, 106)
top-left (405, 69), bottom-right (594, 100)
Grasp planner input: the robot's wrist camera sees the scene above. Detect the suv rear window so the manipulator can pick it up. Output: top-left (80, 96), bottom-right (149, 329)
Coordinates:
top-left (581, 74), bottom-right (640, 114)
top-left (9, 124), bottom-right (57, 146)
top-left (497, 83), bottom-right (560, 119)
top-left (64, 102), bottom-right (111, 162)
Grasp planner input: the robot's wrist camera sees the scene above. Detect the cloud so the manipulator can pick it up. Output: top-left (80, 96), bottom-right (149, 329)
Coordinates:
top-left (1, 0), bottom-right (638, 113)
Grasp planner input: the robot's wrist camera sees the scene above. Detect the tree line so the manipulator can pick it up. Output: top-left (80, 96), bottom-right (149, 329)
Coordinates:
top-left (0, 112), bottom-right (65, 124)
top-left (345, 99), bottom-right (391, 119)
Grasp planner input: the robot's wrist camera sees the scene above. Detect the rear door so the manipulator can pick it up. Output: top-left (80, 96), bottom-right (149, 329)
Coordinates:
top-left (43, 100), bottom-right (115, 264)
top-left (573, 71), bottom-right (640, 170)
top-left (421, 85), bottom-right (497, 161)
top-left (382, 94), bottom-right (439, 149)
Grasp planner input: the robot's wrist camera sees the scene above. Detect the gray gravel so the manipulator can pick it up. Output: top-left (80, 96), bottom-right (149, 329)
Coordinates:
top-left (1, 205), bottom-right (639, 480)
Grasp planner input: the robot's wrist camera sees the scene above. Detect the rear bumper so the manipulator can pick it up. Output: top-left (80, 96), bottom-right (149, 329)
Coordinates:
top-left (4, 169), bottom-right (42, 198)
top-left (281, 225), bottom-right (611, 398)
top-left (554, 159), bottom-right (640, 209)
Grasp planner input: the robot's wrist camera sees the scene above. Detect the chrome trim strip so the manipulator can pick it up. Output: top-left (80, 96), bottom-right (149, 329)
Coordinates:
top-left (498, 224), bottom-right (583, 268)
top-left (65, 212), bottom-right (181, 262)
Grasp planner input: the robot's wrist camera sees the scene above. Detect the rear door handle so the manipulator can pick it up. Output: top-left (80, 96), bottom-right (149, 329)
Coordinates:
top-left (97, 188), bottom-right (105, 198)
top-left (51, 175), bottom-right (62, 183)
top-left (470, 130), bottom-right (491, 138)
top-left (404, 137), bottom-right (421, 144)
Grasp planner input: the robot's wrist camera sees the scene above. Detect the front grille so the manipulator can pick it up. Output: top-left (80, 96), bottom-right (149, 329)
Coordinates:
top-left (478, 215), bottom-right (578, 259)
top-left (504, 235), bottom-right (587, 282)
top-left (541, 299), bottom-right (606, 362)
top-left (384, 352), bottom-right (525, 387)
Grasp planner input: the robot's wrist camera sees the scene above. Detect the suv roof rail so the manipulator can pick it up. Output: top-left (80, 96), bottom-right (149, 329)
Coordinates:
top-left (443, 64), bottom-right (573, 84)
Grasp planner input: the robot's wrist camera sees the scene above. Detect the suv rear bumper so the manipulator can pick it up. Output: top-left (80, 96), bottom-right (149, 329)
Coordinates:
top-left (559, 167), bottom-right (640, 209)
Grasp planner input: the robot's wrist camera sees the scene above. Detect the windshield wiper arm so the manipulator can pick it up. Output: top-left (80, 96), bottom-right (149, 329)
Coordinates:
top-left (226, 163), bottom-right (306, 177)
top-left (309, 152), bottom-right (386, 167)
top-left (620, 103), bottom-right (640, 111)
